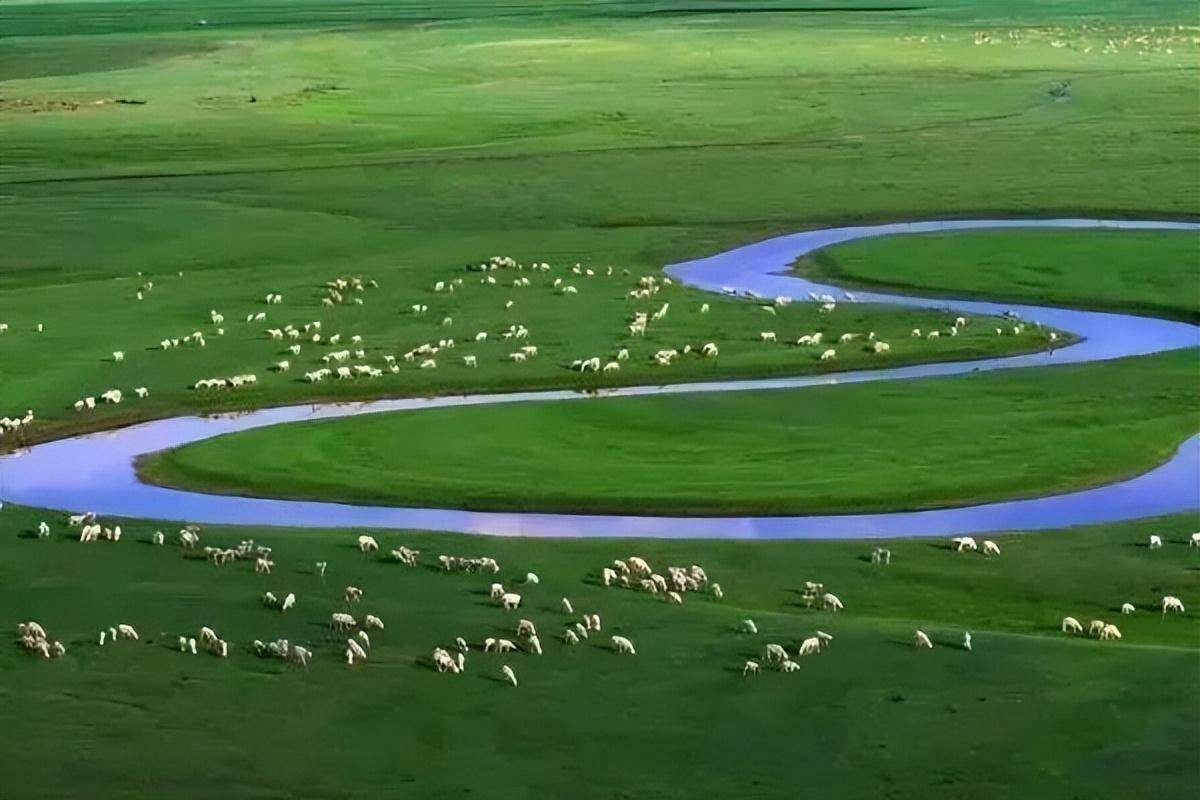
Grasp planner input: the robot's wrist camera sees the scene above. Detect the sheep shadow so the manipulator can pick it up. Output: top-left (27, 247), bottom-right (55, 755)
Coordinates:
top-left (16, 531), bottom-right (40, 540)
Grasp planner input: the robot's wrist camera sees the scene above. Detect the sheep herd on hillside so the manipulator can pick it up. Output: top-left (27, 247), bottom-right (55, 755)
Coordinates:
top-left (0, 251), bottom-right (1057, 449)
top-left (13, 511), bottom-right (1197, 688)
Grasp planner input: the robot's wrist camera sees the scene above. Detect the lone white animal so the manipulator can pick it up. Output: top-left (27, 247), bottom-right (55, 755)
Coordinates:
top-left (1062, 616), bottom-right (1083, 634)
top-left (743, 660), bottom-right (760, 676)
top-left (962, 632), bottom-right (972, 651)
top-left (914, 630), bottom-right (934, 649)
top-left (797, 637), bottom-right (821, 657)
top-left (741, 619), bottom-right (758, 634)
top-left (1162, 596), bottom-right (1185, 614)
top-left (611, 635), bottom-right (636, 655)
top-left (524, 572), bottom-right (539, 585)
top-left (561, 597), bottom-right (574, 614)
top-left (1148, 534), bottom-right (1163, 549)
top-left (822, 593), bottom-right (844, 612)
top-left (501, 665), bottom-right (518, 686)
top-left (1120, 603), bottom-right (1135, 615)
top-left (764, 643), bottom-right (788, 663)
top-left (365, 614), bottom-right (384, 630)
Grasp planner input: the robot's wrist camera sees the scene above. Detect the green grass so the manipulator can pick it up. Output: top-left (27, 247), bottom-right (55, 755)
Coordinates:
top-left (2, 1), bottom-right (1199, 796)
top-left (141, 348), bottom-right (1200, 515)
top-left (1, 503), bottom-right (1197, 799)
top-left (1, 0), bottom-right (1198, 449)
top-left (801, 229), bottom-right (1200, 322)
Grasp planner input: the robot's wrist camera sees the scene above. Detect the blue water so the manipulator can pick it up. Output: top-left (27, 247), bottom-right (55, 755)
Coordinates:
top-left (1, 219), bottom-right (1197, 539)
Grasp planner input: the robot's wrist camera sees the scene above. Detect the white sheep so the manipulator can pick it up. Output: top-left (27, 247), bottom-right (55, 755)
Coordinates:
top-left (501, 593), bottom-right (522, 611)
top-left (743, 660), bottom-right (759, 676)
top-left (1162, 595), bottom-right (1185, 614)
top-left (822, 593), bottom-right (844, 612)
top-left (611, 635), bottom-right (636, 655)
top-left (764, 643), bottom-right (788, 663)
top-left (1062, 616), bottom-right (1083, 634)
top-left (501, 664), bottom-right (518, 686)
top-left (561, 597), bottom-right (574, 614)
top-left (1148, 534), bottom-right (1163, 549)
top-left (365, 614), bottom-right (384, 630)
top-left (1121, 603), bottom-right (1135, 615)
top-left (740, 619), bottom-right (758, 634)
top-left (982, 540), bottom-right (1001, 557)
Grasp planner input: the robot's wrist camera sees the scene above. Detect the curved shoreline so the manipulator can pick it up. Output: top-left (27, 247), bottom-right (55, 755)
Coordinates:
top-left (1, 218), bottom-right (1197, 539)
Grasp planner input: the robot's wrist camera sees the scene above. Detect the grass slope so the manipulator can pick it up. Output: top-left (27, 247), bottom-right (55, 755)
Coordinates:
top-left (141, 348), bottom-right (1200, 515)
top-left (801, 229), bottom-right (1200, 322)
top-left (0, 0), bottom-right (1197, 448)
top-left (1, 504), bottom-right (1197, 799)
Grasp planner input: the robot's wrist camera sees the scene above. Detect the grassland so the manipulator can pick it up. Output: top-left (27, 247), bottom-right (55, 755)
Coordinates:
top-left (2, 1), bottom-right (1199, 797)
top-left (1, 0), bottom-right (1198, 451)
top-left (141, 348), bottom-right (1200, 515)
top-left (1, 503), bottom-right (1197, 799)
top-left (801, 229), bottom-right (1200, 322)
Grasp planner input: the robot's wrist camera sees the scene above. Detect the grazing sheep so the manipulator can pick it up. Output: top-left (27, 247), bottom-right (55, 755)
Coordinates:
top-left (780, 659), bottom-right (801, 673)
top-left (346, 639), bottom-right (368, 663)
top-left (561, 597), bottom-right (574, 614)
top-left (871, 547), bottom-right (891, 565)
top-left (1088, 620), bottom-right (1107, 637)
top-left (764, 643), bottom-right (788, 663)
top-left (951, 536), bottom-right (979, 552)
top-left (740, 619), bottom-right (758, 634)
top-left (331, 612), bottom-right (356, 631)
top-left (365, 614), bottom-right (384, 630)
top-left (962, 632), bottom-right (972, 651)
top-left (913, 630), bottom-right (934, 649)
top-left (760, 331), bottom-right (777, 343)
top-left (501, 664), bottom-right (518, 686)
top-left (282, 593), bottom-right (295, 612)
top-left (1121, 603), bottom-right (1135, 615)
top-left (501, 593), bottom-right (522, 611)
top-left (262, 591), bottom-right (279, 608)
top-left (1148, 534), bottom-right (1163, 549)
top-left (344, 586), bottom-right (363, 603)
top-left (822, 593), bottom-right (844, 612)
top-left (711, 583), bottom-right (724, 600)
top-left (611, 635), bottom-right (636, 655)
top-left (982, 540), bottom-right (1001, 557)
top-left (666, 591), bottom-right (683, 605)
top-left (516, 619), bottom-right (537, 638)
top-left (1190, 532), bottom-right (1200, 548)
top-left (496, 639), bottom-right (517, 653)
top-left (357, 535), bottom-right (379, 553)
top-left (117, 624), bottom-right (139, 641)
top-left (797, 637), bottom-right (821, 657)
top-left (601, 567), bottom-right (617, 587)
top-left (743, 660), bottom-right (759, 676)
top-left (584, 613), bottom-right (601, 631)
top-left (1099, 623), bottom-right (1122, 641)
top-left (316, 561), bottom-right (327, 577)
top-left (563, 629), bottom-right (580, 645)
top-left (1162, 596), bottom-right (1185, 614)
top-left (490, 583), bottom-right (505, 600)
top-left (523, 572), bottom-right (539, 585)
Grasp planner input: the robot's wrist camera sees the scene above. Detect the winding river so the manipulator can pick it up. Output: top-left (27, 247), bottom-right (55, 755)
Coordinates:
top-left (1, 219), bottom-right (1197, 539)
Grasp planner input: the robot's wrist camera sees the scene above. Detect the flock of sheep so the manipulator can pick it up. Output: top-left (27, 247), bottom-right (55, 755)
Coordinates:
top-left (16, 511), bottom-right (1195, 690)
top-left (3, 249), bottom-right (1051, 453)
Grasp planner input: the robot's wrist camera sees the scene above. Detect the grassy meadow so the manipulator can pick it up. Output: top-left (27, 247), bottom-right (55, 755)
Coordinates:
top-left (1, 1), bottom-right (1198, 797)
top-left (802, 229), bottom-right (1200, 322)
top-left (142, 347), bottom-right (1200, 515)
top-left (1, 503), bottom-right (1198, 799)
